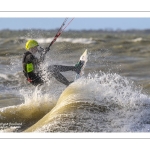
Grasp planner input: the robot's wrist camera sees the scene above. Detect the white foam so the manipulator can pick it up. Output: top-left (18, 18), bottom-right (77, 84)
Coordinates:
top-left (36, 72), bottom-right (150, 132)
top-left (24, 37), bottom-right (95, 44)
top-left (130, 37), bottom-right (143, 42)
top-left (0, 73), bottom-right (8, 80)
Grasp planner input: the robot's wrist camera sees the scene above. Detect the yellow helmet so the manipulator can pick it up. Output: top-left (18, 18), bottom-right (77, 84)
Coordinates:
top-left (25, 40), bottom-right (38, 50)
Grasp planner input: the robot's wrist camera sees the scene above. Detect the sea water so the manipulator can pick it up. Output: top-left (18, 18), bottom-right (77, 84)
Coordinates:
top-left (0, 29), bottom-right (150, 132)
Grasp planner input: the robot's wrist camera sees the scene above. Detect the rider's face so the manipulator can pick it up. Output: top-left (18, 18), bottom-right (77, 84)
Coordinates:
top-left (30, 46), bottom-right (38, 54)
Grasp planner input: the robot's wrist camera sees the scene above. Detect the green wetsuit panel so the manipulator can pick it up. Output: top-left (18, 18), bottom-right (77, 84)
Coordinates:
top-left (26, 63), bottom-right (34, 73)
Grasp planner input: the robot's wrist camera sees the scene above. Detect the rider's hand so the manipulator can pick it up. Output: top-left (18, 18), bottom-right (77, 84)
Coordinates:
top-left (45, 47), bottom-right (50, 52)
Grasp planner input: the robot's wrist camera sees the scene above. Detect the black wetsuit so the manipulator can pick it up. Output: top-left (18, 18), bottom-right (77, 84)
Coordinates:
top-left (22, 51), bottom-right (79, 86)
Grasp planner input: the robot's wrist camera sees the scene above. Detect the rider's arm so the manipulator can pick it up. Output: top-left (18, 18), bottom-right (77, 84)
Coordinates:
top-left (37, 46), bottom-right (50, 63)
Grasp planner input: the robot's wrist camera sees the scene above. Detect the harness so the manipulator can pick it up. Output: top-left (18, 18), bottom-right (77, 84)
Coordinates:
top-left (22, 52), bottom-right (44, 86)
top-left (22, 51), bottom-right (36, 83)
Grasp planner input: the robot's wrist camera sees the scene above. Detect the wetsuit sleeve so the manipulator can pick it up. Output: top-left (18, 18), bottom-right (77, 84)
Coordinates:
top-left (39, 52), bottom-right (46, 63)
top-left (38, 48), bottom-right (49, 63)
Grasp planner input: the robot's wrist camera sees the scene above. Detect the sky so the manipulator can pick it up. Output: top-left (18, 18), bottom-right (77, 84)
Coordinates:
top-left (1, 18), bottom-right (150, 31)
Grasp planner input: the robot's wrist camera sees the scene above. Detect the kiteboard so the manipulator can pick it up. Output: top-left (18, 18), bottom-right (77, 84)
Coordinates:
top-left (75, 49), bottom-right (88, 80)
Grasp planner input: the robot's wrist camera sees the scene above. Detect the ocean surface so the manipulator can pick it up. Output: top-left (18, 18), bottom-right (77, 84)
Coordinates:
top-left (1, 29), bottom-right (150, 132)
